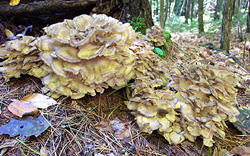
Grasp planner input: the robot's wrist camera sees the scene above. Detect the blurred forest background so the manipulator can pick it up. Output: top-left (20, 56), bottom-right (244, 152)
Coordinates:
top-left (149, 0), bottom-right (250, 52)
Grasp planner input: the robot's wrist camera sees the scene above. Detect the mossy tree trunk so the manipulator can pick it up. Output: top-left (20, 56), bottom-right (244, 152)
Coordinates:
top-left (198, 0), bottom-right (204, 34)
top-left (220, 0), bottom-right (235, 52)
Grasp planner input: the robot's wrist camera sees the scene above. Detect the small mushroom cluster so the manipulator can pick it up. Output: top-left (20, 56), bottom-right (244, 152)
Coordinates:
top-left (0, 14), bottom-right (137, 99)
top-left (127, 64), bottom-right (239, 147)
top-left (145, 25), bottom-right (167, 47)
top-left (130, 44), bottom-right (170, 82)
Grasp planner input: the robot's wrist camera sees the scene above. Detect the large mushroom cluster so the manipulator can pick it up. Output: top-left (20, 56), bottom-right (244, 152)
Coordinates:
top-left (0, 14), bottom-right (137, 99)
top-left (127, 64), bottom-right (239, 147)
top-left (0, 14), bottom-right (240, 147)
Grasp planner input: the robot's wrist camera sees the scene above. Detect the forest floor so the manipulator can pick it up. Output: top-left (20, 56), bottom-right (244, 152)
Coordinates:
top-left (0, 20), bottom-right (250, 156)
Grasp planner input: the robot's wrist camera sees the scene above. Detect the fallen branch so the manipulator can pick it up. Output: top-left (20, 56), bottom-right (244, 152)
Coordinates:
top-left (0, 0), bottom-right (98, 16)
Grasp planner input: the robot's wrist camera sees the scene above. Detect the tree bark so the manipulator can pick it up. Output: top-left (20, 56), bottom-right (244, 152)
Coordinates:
top-left (198, 0), bottom-right (204, 34)
top-left (236, 0), bottom-right (243, 41)
top-left (160, 0), bottom-right (165, 28)
top-left (220, 0), bottom-right (235, 52)
top-left (185, 0), bottom-right (191, 23)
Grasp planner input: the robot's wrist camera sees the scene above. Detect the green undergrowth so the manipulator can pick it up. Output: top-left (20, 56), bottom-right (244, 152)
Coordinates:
top-left (129, 17), bottom-right (187, 58)
top-left (130, 17), bottom-right (147, 35)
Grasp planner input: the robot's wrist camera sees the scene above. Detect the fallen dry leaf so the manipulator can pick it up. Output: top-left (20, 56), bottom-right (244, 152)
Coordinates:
top-left (95, 118), bottom-right (132, 141)
top-left (21, 93), bottom-right (57, 109)
top-left (8, 101), bottom-right (38, 117)
top-left (0, 116), bottom-right (50, 138)
top-left (40, 146), bottom-right (49, 156)
top-left (230, 146), bottom-right (250, 156)
top-left (9, 0), bottom-right (20, 6)
top-left (5, 29), bottom-right (15, 39)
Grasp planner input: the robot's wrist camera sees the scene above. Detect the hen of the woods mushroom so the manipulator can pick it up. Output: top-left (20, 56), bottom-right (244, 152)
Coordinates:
top-left (0, 14), bottom-right (137, 99)
top-left (0, 14), bottom-right (240, 147)
top-left (128, 65), bottom-right (239, 147)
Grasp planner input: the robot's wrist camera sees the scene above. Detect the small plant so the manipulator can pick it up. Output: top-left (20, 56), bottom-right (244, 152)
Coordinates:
top-left (164, 31), bottom-right (171, 40)
top-left (130, 17), bottom-right (147, 34)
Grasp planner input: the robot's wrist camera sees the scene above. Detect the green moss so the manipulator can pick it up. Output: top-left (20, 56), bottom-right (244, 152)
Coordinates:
top-left (130, 17), bottom-right (147, 35)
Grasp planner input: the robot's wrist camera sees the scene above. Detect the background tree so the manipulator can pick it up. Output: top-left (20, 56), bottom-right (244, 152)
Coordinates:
top-left (214, 0), bottom-right (222, 20)
top-left (220, 0), bottom-right (235, 52)
top-left (160, 0), bottom-right (165, 28)
top-left (235, 0), bottom-right (243, 41)
top-left (247, 0), bottom-right (250, 32)
top-left (185, 0), bottom-right (191, 23)
top-left (163, 0), bottom-right (169, 26)
top-left (190, 0), bottom-right (195, 22)
top-left (198, 0), bottom-right (204, 34)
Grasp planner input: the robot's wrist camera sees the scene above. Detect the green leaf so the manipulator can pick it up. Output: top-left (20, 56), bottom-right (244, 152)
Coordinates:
top-left (154, 47), bottom-right (164, 57)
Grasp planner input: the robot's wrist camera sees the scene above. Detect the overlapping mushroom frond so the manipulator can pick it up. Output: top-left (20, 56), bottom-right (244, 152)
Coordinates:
top-left (0, 14), bottom-right (136, 99)
top-left (127, 64), bottom-right (239, 147)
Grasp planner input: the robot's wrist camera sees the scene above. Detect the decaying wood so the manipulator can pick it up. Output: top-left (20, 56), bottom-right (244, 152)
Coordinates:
top-left (0, 0), bottom-right (98, 16)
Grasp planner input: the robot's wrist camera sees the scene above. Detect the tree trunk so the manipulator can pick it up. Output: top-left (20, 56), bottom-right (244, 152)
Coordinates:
top-left (168, 0), bottom-right (172, 17)
top-left (164, 0), bottom-right (169, 25)
top-left (236, 0), bottom-right (243, 41)
top-left (185, 0), bottom-right (191, 23)
top-left (156, 0), bottom-right (159, 16)
top-left (198, 0), bottom-right (204, 34)
top-left (247, 0), bottom-right (250, 32)
top-left (214, 0), bottom-right (222, 20)
top-left (170, 0), bottom-right (176, 17)
top-left (220, 0), bottom-right (235, 52)
top-left (160, 0), bottom-right (165, 28)
top-left (190, 0), bottom-right (194, 22)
